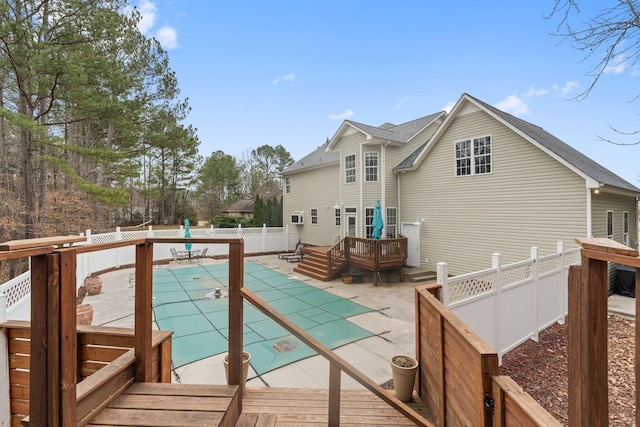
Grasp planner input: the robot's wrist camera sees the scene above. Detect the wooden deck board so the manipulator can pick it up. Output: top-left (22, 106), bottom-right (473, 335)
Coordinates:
top-left (86, 383), bottom-right (240, 427)
top-left (242, 387), bottom-right (432, 426)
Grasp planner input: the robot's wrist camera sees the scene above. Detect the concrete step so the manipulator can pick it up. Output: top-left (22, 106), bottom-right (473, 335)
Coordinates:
top-left (401, 267), bottom-right (437, 283)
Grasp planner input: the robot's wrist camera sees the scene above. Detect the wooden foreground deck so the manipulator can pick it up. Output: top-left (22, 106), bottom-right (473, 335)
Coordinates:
top-left (87, 383), bottom-right (240, 426)
top-left (238, 387), bottom-right (433, 426)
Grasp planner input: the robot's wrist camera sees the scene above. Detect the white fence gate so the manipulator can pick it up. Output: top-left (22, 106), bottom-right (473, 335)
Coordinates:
top-left (439, 242), bottom-right (581, 364)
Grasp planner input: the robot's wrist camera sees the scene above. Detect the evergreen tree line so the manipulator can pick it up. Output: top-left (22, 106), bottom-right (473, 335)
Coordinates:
top-left (0, 0), bottom-right (295, 245)
top-left (0, 1), bottom-right (295, 280)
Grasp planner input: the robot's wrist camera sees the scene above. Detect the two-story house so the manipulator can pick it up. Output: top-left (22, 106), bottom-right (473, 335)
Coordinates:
top-left (282, 93), bottom-right (640, 275)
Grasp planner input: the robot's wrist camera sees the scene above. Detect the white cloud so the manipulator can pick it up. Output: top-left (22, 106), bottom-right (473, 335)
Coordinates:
top-left (443, 102), bottom-right (455, 114)
top-left (273, 73), bottom-right (296, 84)
top-left (328, 109), bottom-right (354, 120)
top-left (495, 95), bottom-right (529, 116)
top-left (523, 86), bottom-right (549, 98)
top-left (604, 61), bottom-right (627, 74)
top-left (136, 0), bottom-right (157, 34)
top-left (156, 26), bottom-right (179, 49)
top-left (552, 81), bottom-right (580, 95)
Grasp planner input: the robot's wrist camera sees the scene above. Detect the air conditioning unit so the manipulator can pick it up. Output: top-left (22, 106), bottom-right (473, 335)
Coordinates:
top-left (291, 211), bottom-right (304, 224)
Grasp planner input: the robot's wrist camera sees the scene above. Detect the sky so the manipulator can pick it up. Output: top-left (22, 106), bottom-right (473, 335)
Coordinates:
top-left (134, 0), bottom-right (640, 186)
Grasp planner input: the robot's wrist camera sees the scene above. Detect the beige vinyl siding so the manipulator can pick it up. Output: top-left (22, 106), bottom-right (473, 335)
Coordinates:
top-left (385, 121), bottom-right (443, 210)
top-left (401, 110), bottom-right (587, 275)
top-left (283, 164), bottom-right (340, 246)
top-left (591, 191), bottom-right (638, 247)
top-left (338, 133), bottom-right (363, 207)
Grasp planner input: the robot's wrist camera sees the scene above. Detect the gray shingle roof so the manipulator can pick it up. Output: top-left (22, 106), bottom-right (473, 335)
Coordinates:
top-left (346, 112), bottom-right (445, 143)
top-left (397, 94), bottom-right (640, 194)
top-left (281, 142), bottom-right (339, 175)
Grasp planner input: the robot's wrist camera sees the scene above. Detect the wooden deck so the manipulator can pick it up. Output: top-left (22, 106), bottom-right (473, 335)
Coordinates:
top-left (87, 383), bottom-right (240, 426)
top-left (238, 387), bottom-right (433, 426)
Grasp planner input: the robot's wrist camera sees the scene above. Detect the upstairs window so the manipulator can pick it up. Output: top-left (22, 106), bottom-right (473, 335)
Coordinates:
top-left (311, 208), bottom-right (318, 225)
top-left (345, 155), bottom-right (356, 183)
top-left (455, 135), bottom-right (492, 176)
top-left (285, 176), bottom-right (291, 193)
top-left (606, 210), bottom-right (614, 239)
top-left (364, 152), bottom-right (379, 182)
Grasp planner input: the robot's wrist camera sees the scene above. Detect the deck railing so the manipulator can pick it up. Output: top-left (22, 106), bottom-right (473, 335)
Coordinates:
top-left (0, 236), bottom-right (433, 426)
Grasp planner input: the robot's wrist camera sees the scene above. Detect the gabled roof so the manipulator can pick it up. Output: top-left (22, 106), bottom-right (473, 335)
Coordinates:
top-left (326, 111), bottom-right (446, 150)
top-left (281, 142), bottom-right (339, 175)
top-left (222, 199), bottom-right (254, 214)
top-left (396, 93), bottom-right (640, 195)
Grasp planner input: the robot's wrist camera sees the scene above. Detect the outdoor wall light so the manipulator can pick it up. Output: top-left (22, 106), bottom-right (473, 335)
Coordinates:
top-left (333, 201), bottom-right (341, 210)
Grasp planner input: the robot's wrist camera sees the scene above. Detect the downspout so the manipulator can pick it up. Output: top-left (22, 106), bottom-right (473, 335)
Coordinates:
top-left (586, 188), bottom-right (592, 238)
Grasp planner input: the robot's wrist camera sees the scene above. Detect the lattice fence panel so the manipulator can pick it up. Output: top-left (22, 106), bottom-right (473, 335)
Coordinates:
top-left (501, 263), bottom-right (532, 288)
top-left (539, 254), bottom-right (561, 276)
top-left (0, 272), bottom-right (30, 307)
top-left (449, 272), bottom-right (495, 303)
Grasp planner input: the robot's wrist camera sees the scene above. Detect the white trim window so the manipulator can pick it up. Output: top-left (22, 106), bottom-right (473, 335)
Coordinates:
top-left (455, 135), bottom-right (492, 176)
top-left (345, 154), bottom-right (356, 183)
top-left (284, 176), bottom-right (291, 193)
top-left (365, 207), bottom-right (374, 238)
top-left (386, 207), bottom-right (397, 238)
top-left (606, 210), bottom-right (614, 239)
top-left (335, 208), bottom-right (341, 226)
top-left (364, 152), bottom-right (379, 182)
top-left (623, 211), bottom-right (629, 246)
top-left (311, 208), bottom-right (318, 225)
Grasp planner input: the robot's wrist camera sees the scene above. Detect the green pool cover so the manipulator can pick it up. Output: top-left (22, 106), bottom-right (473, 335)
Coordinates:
top-left (152, 261), bottom-right (373, 375)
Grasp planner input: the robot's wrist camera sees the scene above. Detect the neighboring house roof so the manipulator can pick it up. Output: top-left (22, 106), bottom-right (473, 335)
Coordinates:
top-left (326, 111), bottom-right (447, 150)
top-left (222, 199), bottom-right (254, 214)
top-left (281, 142), bottom-right (339, 175)
top-left (223, 190), bottom-right (282, 215)
top-left (396, 93), bottom-right (640, 195)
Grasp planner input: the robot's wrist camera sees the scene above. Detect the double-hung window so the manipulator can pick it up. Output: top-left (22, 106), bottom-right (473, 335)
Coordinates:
top-left (284, 176), bottom-right (291, 193)
top-left (455, 135), bottom-right (492, 176)
top-left (364, 152), bottom-right (378, 182)
top-left (386, 207), bottom-right (397, 238)
top-left (311, 208), bottom-right (318, 225)
top-left (345, 155), bottom-right (356, 183)
top-left (606, 210), bottom-right (614, 239)
top-left (335, 208), bottom-right (341, 226)
top-left (365, 208), bottom-right (374, 238)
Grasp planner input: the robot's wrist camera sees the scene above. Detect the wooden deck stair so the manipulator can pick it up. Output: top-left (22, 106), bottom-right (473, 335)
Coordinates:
top-left (294, 248), bottom-right (337, 281)
top-left (401, 267), bottom-right (437, 283)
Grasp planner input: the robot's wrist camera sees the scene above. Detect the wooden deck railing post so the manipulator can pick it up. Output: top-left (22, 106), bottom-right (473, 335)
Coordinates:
top-left (135, 242), bottom-right (154, 382)
top-left (228, 240), bottom-right (245, 397)
top-left (29, 253), bottom-right (53, 426)
top-left (568, 257), bottom-right (608, 426)
top-left (59, 250), bottom-right (78, 426)
top-left (328, 362), bottom-right (341, 426)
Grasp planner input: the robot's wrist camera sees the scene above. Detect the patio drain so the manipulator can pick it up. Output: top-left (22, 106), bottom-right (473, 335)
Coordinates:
top-left (273, 339), bottom-right (298, 353)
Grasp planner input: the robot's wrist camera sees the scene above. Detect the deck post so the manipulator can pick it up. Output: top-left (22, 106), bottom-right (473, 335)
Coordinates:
top-left (228, 240), bottom-right (245, 397)
top-left (135, 242), bottom-right (154, 382)
top-left (59, 250), bottom-right (78, 426)
top-left (328, 362), bottom-right (341, 426)
top-left (29, 254), bottom-right (54, 426)
top-left (568, 257), bottom-right (608, 426)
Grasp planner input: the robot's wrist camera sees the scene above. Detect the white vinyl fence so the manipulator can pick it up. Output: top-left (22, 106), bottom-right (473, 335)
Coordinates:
top-left (1, 225), bottom-right (299, 322)
top-left (439, 242), bottom-right (581, 364)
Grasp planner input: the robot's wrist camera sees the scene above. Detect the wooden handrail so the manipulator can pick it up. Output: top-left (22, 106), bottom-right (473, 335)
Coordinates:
top-left (240, 287), bottom-right (435, 427)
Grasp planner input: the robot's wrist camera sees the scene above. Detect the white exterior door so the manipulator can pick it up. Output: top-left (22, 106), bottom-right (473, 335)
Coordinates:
top-left (345, 211), bottom-right (357, 237)
top-left (402, 222), bottom-right (420, 267)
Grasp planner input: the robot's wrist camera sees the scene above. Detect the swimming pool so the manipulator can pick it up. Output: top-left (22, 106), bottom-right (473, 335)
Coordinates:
top-left (152, 261), bottom-right (374, 375)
